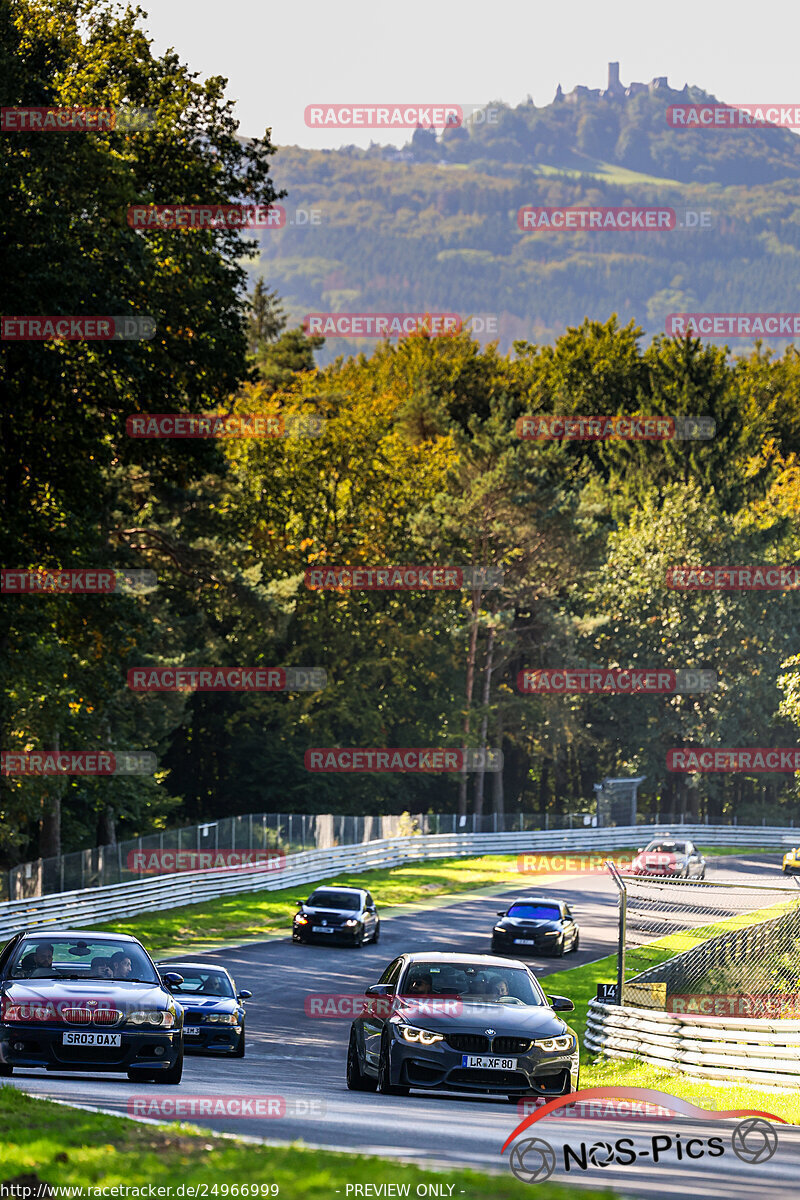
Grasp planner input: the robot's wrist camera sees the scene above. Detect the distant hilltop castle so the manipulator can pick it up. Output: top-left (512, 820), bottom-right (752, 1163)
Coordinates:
top-left (551, 62), bottom-right (685, 104)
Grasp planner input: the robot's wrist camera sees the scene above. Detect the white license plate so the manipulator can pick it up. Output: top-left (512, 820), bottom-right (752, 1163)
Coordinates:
top-left (62, 1031), bottom-right (121, 1047)
top-left (462, 1054), bottom-right (517, 1070)
top-left (313, 926), bottom-right (335, 933)
top-left (514, 938), bottom-right (537, 945)
top-left (183, 1026), bottom-right (201, 1037)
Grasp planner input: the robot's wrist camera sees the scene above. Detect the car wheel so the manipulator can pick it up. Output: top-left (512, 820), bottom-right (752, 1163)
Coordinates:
top-left (156, 1046), bottom-right (184, 1085)
top-left (346, 1029), bottom-right (376, 1092)
top-left (372, 922), bottom-right (380, 944)
top-left (354, 927), bottom-right (365, 948)
top-left (126, 1069), bottom-right (151, 1083)
top-left (233, 1028), bottom-right (245, 1058)
top-left (554, 936), bottom-right (565, 957)
top-left (377, 1036), bottom-right (409, 1096)
top-left (570, 932), bottom-right (580, 953)
top-left (0, 1065), bottom-right (12, 1077)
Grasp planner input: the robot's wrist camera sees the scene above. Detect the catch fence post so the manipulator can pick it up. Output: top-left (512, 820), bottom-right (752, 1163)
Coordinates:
top-left (605, 860), bottom-right (627, 1006)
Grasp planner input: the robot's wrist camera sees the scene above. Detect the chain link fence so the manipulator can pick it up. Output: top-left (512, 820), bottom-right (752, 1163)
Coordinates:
top-left (3, 808), bottom-right (601, 901)
top-left (609, 867), bottom-right (800, 1016)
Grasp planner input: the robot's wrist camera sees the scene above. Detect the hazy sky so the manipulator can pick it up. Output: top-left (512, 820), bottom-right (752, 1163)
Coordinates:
top-left (137, 0), bottom-right (800, 148)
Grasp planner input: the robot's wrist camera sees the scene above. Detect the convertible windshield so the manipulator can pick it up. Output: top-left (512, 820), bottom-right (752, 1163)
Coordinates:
top-left (7, 937), bottom-right (158, 984)
top-left (506, 904), bottom-right (561, 921)
top-left (167, 968), bottom-right (235, 998)
top-left (402, 962), bottom-right (543, 1005)
top-left (306, 890), bottom-right (361, 910)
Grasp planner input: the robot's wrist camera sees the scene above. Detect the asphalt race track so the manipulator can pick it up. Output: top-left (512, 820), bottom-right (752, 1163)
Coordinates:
top-left (6, 853), bottom-right (800, 1198)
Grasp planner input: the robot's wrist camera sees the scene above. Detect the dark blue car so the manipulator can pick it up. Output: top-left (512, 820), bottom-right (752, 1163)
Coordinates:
top-left (156, 962), bottom-right (251, 1057)
top-left (0, 930), bottom-right (184, 1082)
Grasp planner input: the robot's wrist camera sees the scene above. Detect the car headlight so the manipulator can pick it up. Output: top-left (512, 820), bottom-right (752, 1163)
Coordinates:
top-left (205, 1013), bottom-right (237, 1024)
top-left (543, 931), bottom-right (560, 937)
top-left (344, 919), bottom-right (359, 927)
top-left (493, 926), bottom-right (505, 933)
top-left (128, 1010), bottom-right (175, 1027)
top-left (294, 915), bottom-right (308, 924)
top-left (534, 1034), bottom-right (576, 1052)
top-left (398, 1023), bottom-right (444, 1045)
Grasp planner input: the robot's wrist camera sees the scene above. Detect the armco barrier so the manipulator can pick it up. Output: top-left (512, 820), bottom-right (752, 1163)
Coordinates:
top-left (0, 824), bottom-right (796, 941)
top-left (585, 998), bottom-right (800, 1088)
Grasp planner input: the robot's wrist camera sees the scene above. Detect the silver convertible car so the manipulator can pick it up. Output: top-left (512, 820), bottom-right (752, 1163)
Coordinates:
top-left (346, 951), bottom-right (579, 1101)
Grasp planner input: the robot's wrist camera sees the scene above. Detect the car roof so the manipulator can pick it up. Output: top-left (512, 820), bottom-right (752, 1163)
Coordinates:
top-left (505, 897), bottom-right (563, 906)
top-left (400, 952), bottom-right (533, 968)
top-left (309, 885), bottom-right (365, 892)
top-left (17, 930), bottom-right (143, 943)
top-left (155, 961), bottom-right (233, 973)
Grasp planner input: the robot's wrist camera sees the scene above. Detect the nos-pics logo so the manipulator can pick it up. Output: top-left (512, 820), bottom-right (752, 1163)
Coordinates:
top-left (503, 1088), bottom-right (782, 1184)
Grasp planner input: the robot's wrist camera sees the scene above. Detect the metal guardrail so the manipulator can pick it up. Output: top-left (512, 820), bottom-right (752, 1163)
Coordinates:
top-left (585, 999), bottom-right (800, 1088)
top-left (0, 823), bottom-right (796, 941)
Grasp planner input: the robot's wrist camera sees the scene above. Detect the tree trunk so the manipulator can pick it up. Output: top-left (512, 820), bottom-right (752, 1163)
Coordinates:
top-left (473, 624), bottom-right (495, 818)
top-left (458, 588), bottom-right (482, 818)
top-left (39, 732), bottom-right (62, 859)
top-left (97, 808), bottom-right (116, 847)
top-left (492, 705), bottom-right (505, 822)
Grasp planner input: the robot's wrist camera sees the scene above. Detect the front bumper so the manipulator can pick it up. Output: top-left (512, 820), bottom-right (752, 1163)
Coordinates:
top-left (492, 932), bottom-right (562, 955)
top-left (182, 1021), bottom-right (242, 1054)
top-left (387, 1031), bottom-right (579, 1096)
top-left (0, 1024), bottom-right (181, 1073)
top-left (293, 924), bottom-right (362, 944)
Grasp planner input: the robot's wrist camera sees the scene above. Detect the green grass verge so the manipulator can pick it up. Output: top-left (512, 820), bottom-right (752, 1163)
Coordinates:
top-left (95, 854), bottom-right (533, 955)
top-left (0, 1087), bottom-right (612, 1199)
top-left (95, 847), bottom-right (780, 956)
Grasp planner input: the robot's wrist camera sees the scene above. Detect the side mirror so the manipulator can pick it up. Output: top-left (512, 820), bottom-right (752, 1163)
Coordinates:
top-left (238, 990), bottom-right (253, 1001)
top-left (365, 983), bottom-right (394, 997)
top-left (637, 848), bottom-right (643, 854)
top-left (295, 899), bottom-right (305, 906)
top-left (547, 994), bottom-right (574, 1012)
top-left (162, 972), bottom-right (184, 988)
top-left (496, 910), bottom-right (507, 917)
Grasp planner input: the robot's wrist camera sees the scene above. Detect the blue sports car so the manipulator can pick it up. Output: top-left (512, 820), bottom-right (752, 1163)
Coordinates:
top-left (156, 962), bottom-right (251, 1057)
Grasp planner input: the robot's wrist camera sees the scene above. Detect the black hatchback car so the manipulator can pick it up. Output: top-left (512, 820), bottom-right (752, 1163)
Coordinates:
top-left (491, 898), bottom-right (579, 957)
top-left (156, 961), bottom-right (251, 1057)
top-left (0, 930), bottom-right (184, 1082)
top-left (293, 886), bottom-right (380, 947)
top-left (346, 951), bottom-right (579, 1100)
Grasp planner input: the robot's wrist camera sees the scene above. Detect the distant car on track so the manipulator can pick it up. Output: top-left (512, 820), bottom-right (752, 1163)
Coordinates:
top-left (346, 951), bottom-right (579, 1100)
top-left (491, 898), bottom-right (579, 957)
top-left (293, 886), bottom-right (380, 947)
top-left (0, 930), bottom-right (184, 1083)
top-left (156, 961), bottom-right (251, 1057)
top-left (630, 837), bottom-right (706, 879)
top-left (783, 847), bottom-right (800, 875)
